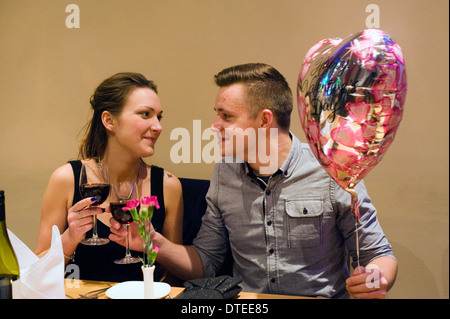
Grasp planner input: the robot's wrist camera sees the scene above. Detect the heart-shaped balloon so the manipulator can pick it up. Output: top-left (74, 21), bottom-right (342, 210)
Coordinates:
top-left (297, 29), bottom-right (407, 220)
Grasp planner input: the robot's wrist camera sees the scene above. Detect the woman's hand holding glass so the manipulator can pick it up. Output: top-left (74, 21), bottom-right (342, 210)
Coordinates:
top-left (78, 161), bottom-right (110, 245)
top-left (67, 197), bottom-right (105, 245)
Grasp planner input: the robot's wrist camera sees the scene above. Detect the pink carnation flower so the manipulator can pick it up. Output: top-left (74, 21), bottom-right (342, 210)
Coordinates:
top-left (141, 196), bottom-right (160, 209)
top-left (122, 199), bottom-right (140, 210)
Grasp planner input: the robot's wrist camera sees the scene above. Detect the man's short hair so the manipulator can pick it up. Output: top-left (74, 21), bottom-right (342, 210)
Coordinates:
top-left (214, 63), bottom-right (293, 131)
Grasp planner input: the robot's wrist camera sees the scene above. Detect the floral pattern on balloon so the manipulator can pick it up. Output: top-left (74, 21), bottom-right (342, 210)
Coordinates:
top-left (297, 29), bottom-right (407, 221)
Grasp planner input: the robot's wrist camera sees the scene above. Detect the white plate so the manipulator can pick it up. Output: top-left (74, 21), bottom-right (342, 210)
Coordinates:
top-left (105, 281), bottom-right (171, 299)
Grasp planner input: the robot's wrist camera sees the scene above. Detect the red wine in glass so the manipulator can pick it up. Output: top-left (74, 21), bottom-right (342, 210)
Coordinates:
top-left (80, 183), bottom-right (110, 205)
top-left (111, 180), bottom-right (140, 264)
top-left (110, 201), bottom-right (140, 224)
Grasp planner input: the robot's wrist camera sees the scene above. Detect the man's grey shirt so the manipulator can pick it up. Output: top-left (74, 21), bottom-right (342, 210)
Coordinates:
top-left (192, 134), bottom-right (395, 298)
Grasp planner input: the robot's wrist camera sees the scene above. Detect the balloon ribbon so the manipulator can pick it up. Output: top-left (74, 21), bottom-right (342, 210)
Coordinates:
top-left (346, 188), bottom-right (361, 270)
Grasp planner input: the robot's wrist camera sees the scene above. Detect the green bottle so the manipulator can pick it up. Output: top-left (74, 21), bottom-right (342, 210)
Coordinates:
top-left (0, 190), bottom-right (20, 299)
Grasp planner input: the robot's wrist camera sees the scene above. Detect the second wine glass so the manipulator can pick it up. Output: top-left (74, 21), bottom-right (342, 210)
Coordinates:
top-left (110, 181), bottom-right (141, 264)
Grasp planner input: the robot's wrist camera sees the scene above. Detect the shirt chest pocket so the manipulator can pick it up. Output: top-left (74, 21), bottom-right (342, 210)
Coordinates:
top-left (285, 199), bottom-right (324, 248)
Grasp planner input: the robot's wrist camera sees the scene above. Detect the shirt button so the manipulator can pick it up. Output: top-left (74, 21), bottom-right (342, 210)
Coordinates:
top-left (269, 248), bottom-right (274, 254)
top-left (266, 190), bottom-right (271, 196)
top-left (267, 220), bottom-right (272, 226)
top-left (303, 207), bottom-right (308, 215)
top-left (270, 278), bottom-right (276, 283)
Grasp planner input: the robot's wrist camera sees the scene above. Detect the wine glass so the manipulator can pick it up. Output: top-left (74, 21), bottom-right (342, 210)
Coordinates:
top-left (79, 161), bottom-right (111, 246)
top-left (110, 181), bottom-right (141, 264)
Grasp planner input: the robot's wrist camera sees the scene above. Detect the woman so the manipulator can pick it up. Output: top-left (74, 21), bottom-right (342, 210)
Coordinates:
top-left (35, 72), bottom-right (183, 282)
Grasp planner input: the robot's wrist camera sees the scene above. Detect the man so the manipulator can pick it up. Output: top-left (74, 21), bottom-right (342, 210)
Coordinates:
top-left (110, 63), bottom-right (397, 298)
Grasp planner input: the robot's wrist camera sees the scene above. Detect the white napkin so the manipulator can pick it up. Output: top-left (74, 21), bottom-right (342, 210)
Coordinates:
top-left (8, 225), bottom-right (65, 299)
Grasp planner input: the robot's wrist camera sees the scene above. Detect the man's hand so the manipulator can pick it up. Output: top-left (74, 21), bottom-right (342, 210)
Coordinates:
top-left (346, 265), bottom-right (388, 299)
top-left (109, 217), bottom-right (144, 252)
top-left (110, 218), bottom-right (204, 281)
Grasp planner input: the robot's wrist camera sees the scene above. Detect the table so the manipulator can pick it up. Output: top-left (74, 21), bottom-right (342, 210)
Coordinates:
top-left (65, 279), bottom-right (313, 299)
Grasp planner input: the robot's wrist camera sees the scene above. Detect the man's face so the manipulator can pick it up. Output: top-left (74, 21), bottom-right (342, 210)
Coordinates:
top-left (211, 83), bottom-right (260, 160)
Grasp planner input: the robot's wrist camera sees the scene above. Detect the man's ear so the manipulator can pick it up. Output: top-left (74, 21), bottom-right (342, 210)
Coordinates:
top-left (101, 111), bottom-right (115, 133)
top-left (260, 109), bottom-right (274, 128)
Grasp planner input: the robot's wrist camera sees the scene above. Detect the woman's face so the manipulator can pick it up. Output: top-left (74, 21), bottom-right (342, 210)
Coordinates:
top-left (111, 87), bottom-right (163, 158)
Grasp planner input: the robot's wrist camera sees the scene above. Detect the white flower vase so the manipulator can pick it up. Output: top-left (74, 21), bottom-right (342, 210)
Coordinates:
top-left (141, 265), bottom-right (155, 299)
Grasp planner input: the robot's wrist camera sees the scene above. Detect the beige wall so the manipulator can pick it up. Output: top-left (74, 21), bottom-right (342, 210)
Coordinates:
top-left (0, 0), bottom-right (448, 298)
